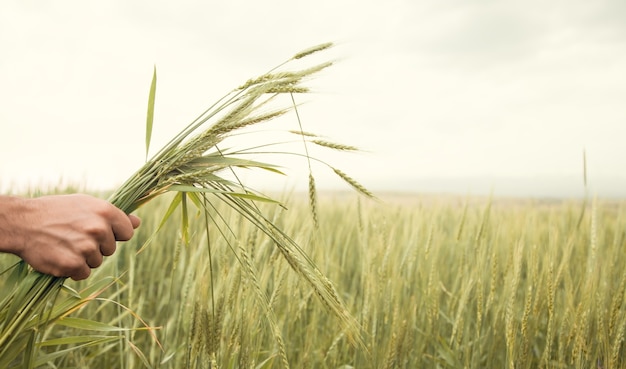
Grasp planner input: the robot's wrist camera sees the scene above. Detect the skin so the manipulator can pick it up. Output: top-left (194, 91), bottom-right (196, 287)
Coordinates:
top-left (0, 194), bottom-right (140, 281)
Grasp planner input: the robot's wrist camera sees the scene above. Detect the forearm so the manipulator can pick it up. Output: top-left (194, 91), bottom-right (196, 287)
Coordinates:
top-left (0, 195), bottom-right (28, 256)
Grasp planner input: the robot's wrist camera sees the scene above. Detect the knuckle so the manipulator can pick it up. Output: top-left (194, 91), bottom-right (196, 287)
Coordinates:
top-left (76, 240), bottom-right (99, 257)
top-left (48, 266), bottom-right (67, 278)
top-left (50, 257), bottom-right (84, 279)
top-left (84, 221), bottom-right (110, 240)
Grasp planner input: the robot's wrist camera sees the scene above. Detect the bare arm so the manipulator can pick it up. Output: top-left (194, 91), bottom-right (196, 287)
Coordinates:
top-left (0, 194), bottom-right (140, 281)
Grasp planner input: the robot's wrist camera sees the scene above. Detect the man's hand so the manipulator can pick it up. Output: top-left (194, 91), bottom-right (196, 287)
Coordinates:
top-left (0, 194), bottom-right (140, 281)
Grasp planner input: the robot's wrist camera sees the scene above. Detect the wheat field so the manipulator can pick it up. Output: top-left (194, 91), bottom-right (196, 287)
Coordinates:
top-left (2, 42), bottom-right (624, 369)
top-left (1, 190), bottom-right (624, 368)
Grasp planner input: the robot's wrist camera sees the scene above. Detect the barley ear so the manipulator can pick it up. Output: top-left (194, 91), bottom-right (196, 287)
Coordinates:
top-left (288, 130), bottom-right (318, 137)
top-left (308, 173), bottom-right (319, 228)
top-left (312, 140), bottom-right (359, 151)
top-left (331, 167), bottom-right (375, 198)
top-left (293, 42), bottom-right (334, 59)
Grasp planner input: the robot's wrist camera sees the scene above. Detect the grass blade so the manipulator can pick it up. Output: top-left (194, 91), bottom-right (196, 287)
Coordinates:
top-left (145, 65), bottom-right (157, 161)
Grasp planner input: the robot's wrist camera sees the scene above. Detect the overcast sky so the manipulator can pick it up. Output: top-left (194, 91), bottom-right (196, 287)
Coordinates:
top-left (1, 1), bottom-right (625, 198)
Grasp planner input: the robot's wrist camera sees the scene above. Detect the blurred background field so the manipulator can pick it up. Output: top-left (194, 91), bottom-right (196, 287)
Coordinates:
top-left (2, 189), bottom-right (624, 368)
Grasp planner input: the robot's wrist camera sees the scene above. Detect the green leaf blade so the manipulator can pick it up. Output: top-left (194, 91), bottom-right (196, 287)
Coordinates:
top-left (145, 65), bottom-right (157, 161)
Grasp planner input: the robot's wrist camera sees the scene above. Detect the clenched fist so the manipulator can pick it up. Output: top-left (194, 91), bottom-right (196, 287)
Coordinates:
top-left (0, 194), bottom-right (140, 280)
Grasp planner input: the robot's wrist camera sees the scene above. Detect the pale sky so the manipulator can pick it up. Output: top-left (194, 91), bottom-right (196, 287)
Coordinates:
top-left (1, 1), bottom-right (625, 198)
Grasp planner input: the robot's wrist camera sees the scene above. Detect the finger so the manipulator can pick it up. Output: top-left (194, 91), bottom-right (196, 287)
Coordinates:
top-left (86, 251), bottom-right (103, 268)
top-left (107, 207), bottom-right (135, 241)
top-left (99, 227), bottom-right (117, 257)
top-left (69, 263), bottom-right (91, 281)
top-left (129, 214), bottom-right (141, 229)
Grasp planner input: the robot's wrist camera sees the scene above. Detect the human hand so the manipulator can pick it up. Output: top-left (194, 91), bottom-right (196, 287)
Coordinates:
top-left (4, 194), bottom-right (140, 281)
